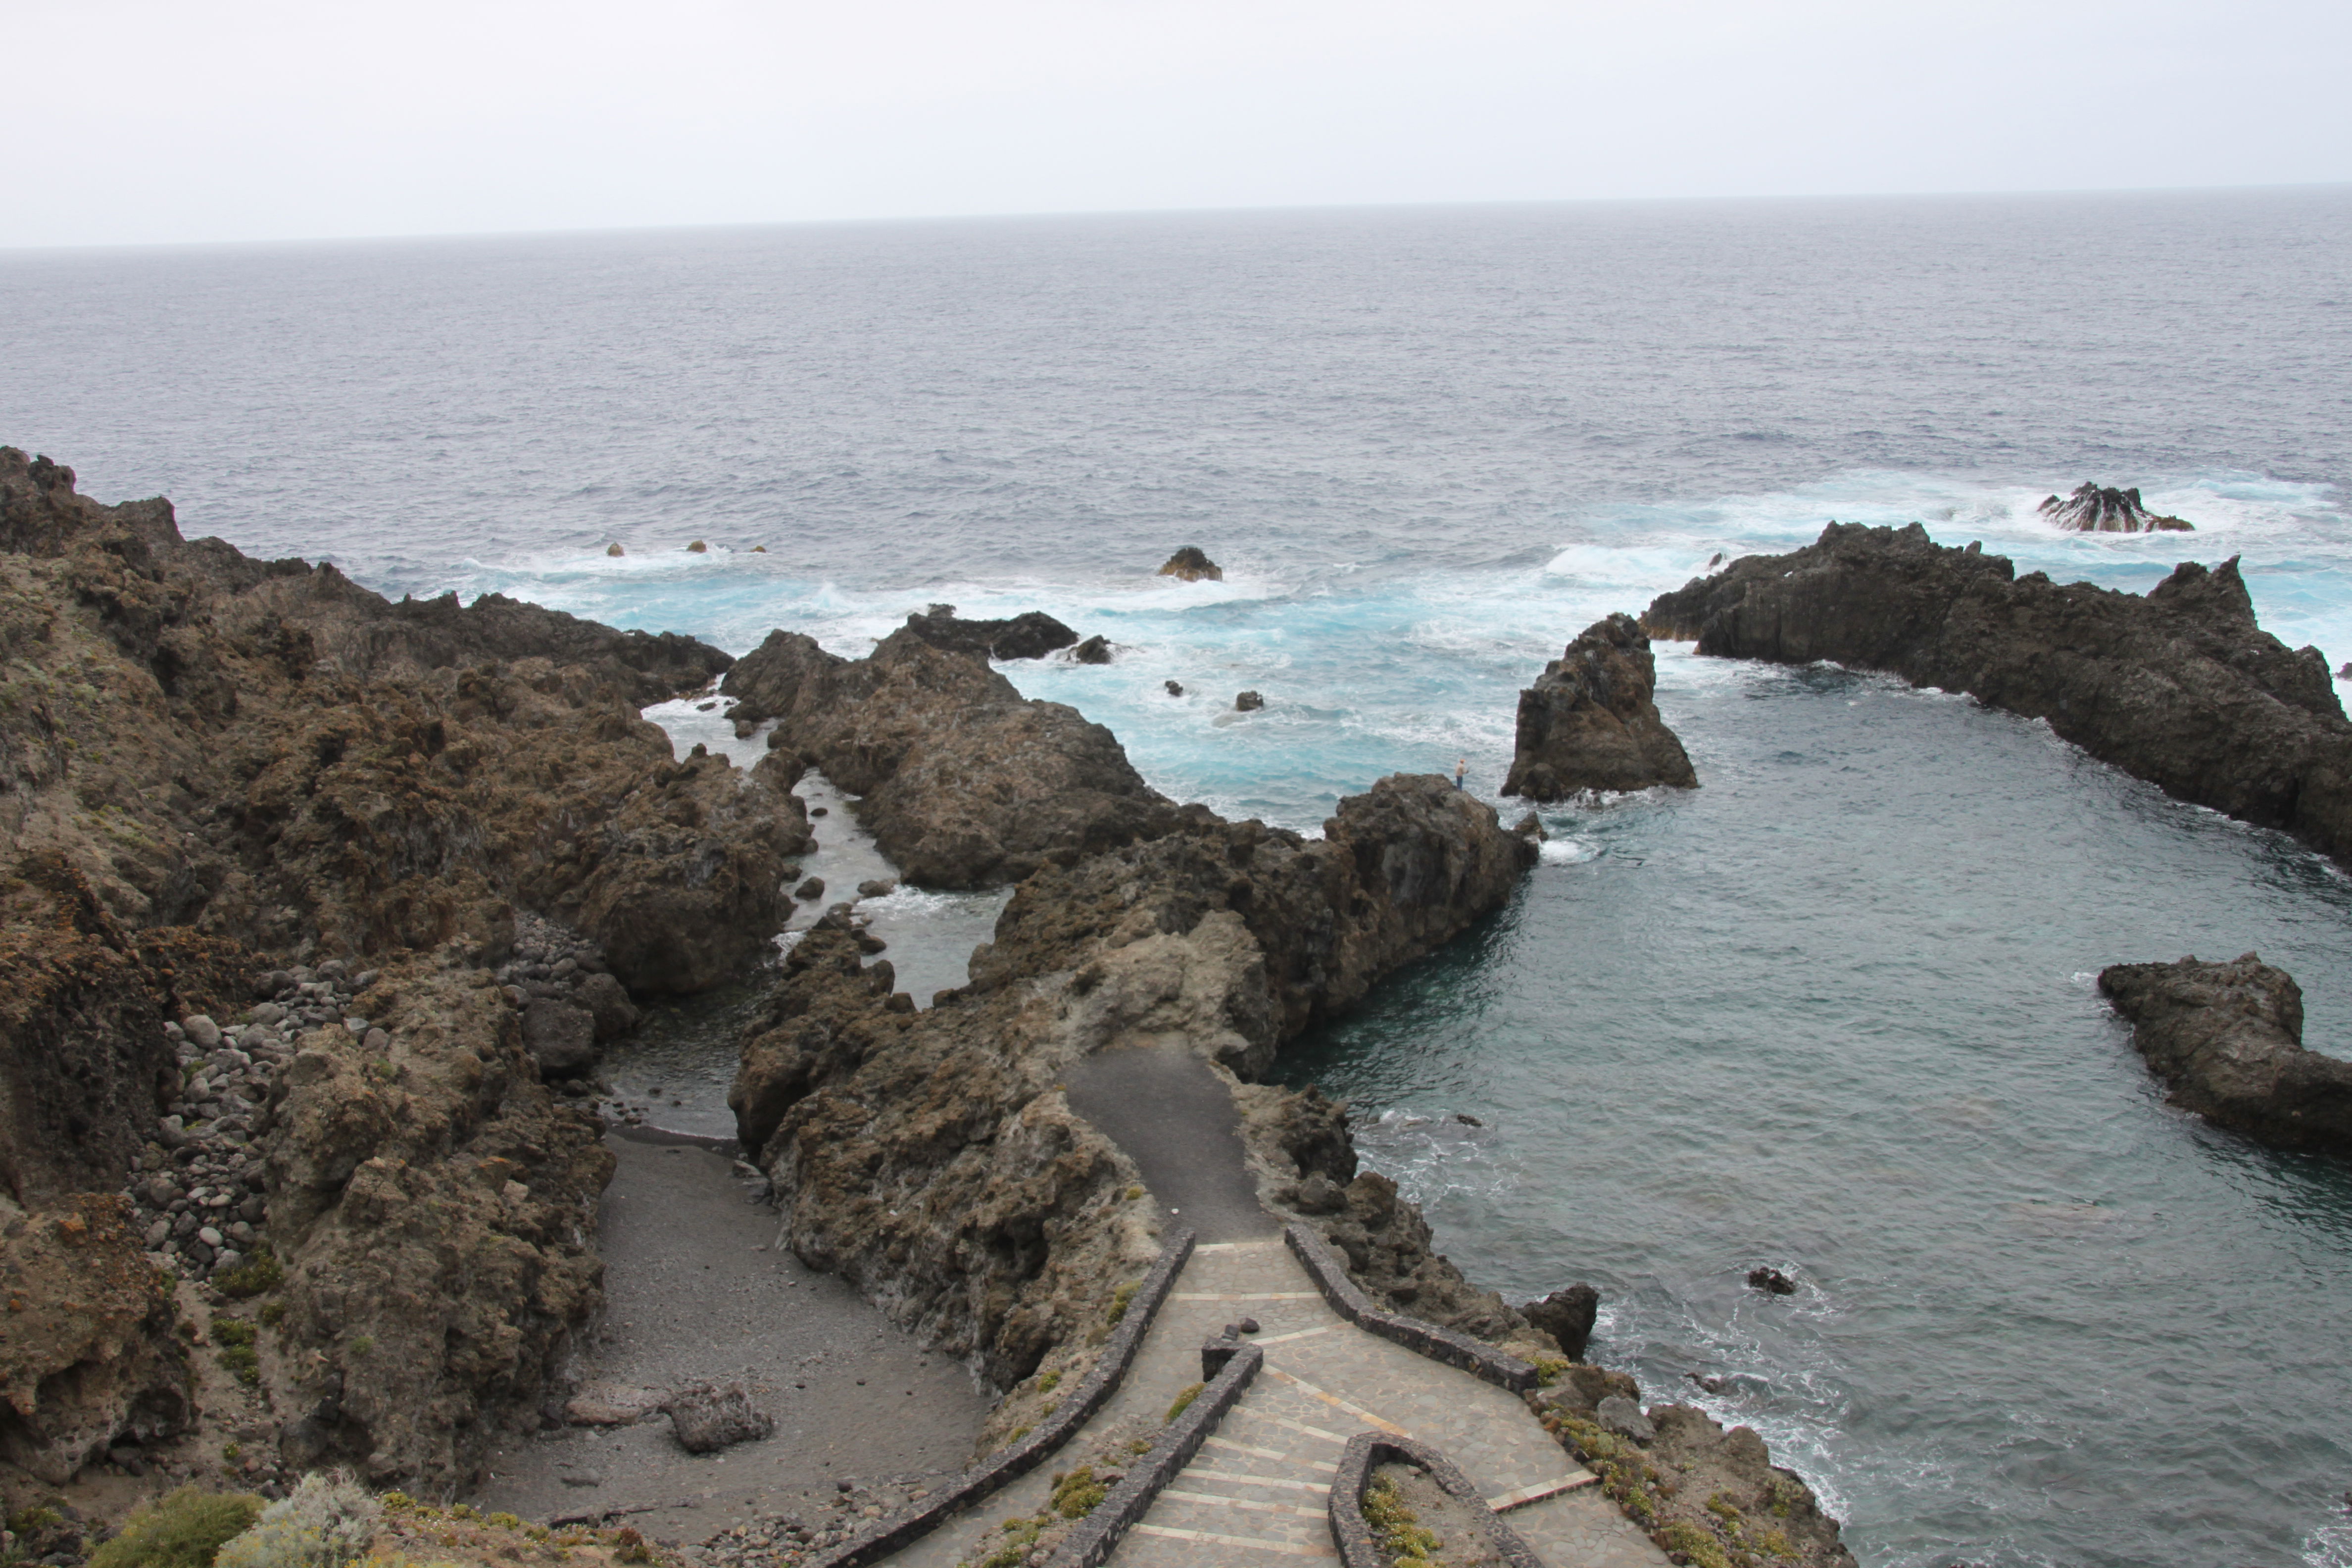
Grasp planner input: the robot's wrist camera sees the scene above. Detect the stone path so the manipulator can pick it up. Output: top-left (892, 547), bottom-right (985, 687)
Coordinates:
top-left (877, 1237), bottom-right (1667, 1568)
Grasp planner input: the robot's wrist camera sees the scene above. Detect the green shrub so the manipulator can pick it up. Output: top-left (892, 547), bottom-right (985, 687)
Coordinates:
top-left (1360, 1475), bottom-right (1440, 1564)
top-left (1035, 1370), bottom-right (1060, 1393)
top-left (214, 1471), bottom-right (380, 1568)
top-left (1104, 1281), bottom-right (1139, 1325)
top-left (1164, 1382), bottom-right (1204, 1421)
top-left (1657, 1520), bottom-right (1731, 1568)
top-left (1050, 1466), bottom-right (1106, 1520)
top-left (88, 1487), bottom-right (264, 1568)
top-left (216, 1247), bottom-right (283, 1300)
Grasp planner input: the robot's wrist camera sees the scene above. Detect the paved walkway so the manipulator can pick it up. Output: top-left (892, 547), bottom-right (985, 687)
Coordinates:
top-left (877, 1205), bottom-right (1667, 1568)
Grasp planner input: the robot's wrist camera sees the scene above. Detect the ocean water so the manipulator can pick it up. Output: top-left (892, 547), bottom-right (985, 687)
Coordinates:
top-left (5, 187), bottom-right (2352, 1566)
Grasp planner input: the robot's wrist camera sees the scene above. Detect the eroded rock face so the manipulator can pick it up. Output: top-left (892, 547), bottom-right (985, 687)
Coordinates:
top-left (0, 1196), bottom-right (188, 1485)
top-left (263, 961), bottom-right (613, 1488)
top-left (731, 776), bottom-right (1536, 1387)
top-left (2038, 483), bottom-right (2193, 533)
top-left (2098, 954), bottom-right (2352, 1157)
top-left (721, 625), bottom-right (1179, 887)
top-left (1644, 523), bottom-right (2352, 863)
top-left (1502, 614), bottom-right (1697, 798)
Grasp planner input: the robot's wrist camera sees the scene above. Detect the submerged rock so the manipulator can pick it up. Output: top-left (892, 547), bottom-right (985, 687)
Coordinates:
top-left (1234, 690), bottom-right (1264, 712)
top-left (1503, 613), bottom-right (1697, 798)
top-left (2037, 482), bottom-right (2194, 533)
top-left (1747, 1266), bottom-right (1797, 1296)
top-left (1072, 635), bottom-right (1113, 664)
top-left (1644, 523), bottom-right (2352, 865)
top-left (2098, 953), bottom-right (2352, 1157)
top-left (1158, 546), bottom-right (1223, 582)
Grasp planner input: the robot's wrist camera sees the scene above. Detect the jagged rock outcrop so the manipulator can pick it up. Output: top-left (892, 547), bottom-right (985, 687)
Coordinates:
top-left (730, 776), bottom-right (1536, 1385)
top-left (1157, 547), bottom-right (1222, 582)
top-left (1644, 522), bottom-right (2352, 863)
top-left (2097, 954), bottom-right (2352, 1157)
top-left (1502, 614), bottom-right (1697, 798)
top-left (0, 447), bottom-right (800, 1494)
top-left (2038, 483), bottom-right (2193, 533)
top-left (719, 624), bottom-right (1180, 887)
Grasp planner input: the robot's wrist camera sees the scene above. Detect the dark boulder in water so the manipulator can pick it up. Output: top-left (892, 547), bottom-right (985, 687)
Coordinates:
top-left (1158, 545), bottom-right (1223, 582)
top-left (895, 604), bottom-right (1079, 662)
top-left (2037, 482), bottom-right (2194, 533)
top-left (1746, 1266), bottom-right (1797, 1295)
top-left (2098, 954), bottom-right (2352, 1157)
top-left (1503, 613), bottom-right (1697, 799)
top-left (1073, 634), bottom-right (1113, 664)
top-left (1234, 690), bottom-right (1265, 712)
top-left (1521, 1283), bottom-right (1599, 1360)
top-left (1644, 523), bottom-right (2352, 867)
top-left (1165, 680), bottom-right (1184, 696)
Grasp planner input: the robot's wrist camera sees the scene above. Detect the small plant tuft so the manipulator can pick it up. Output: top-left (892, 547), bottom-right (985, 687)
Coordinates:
top-left (214, 1470), bottom-right (381, 1568)
top-left (1035, 1370), bottom-right (1060, 1394)
top-left (215, 1246), bottom-right (283, 1300)
top-left (1104, 1280), bottom-right (1139, 1325)
top-left (1164, 1381), bottom-right (1204, 1421)
top-left (1361, 1474), bottom-right (1441, 1564)
top-left (1050, 1466), bottom-right (1106, 1520)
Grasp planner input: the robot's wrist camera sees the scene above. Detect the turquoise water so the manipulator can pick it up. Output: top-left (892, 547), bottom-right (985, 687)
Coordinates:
top-left (6, 188), bottom-right (2352, 1564)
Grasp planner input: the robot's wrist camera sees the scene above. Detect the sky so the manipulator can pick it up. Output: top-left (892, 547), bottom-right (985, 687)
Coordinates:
top-left (7, 0), bottom-right (2349, 249)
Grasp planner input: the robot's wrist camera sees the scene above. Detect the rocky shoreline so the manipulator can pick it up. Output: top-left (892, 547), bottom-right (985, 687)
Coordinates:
top-left (1643, 521), bottom-right (2352, 866)
top-left (2, 447), bottom-right (1852, 1568)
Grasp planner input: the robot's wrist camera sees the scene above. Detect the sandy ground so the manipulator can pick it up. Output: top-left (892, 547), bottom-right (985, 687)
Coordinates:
top-left (468, 1134), bottom-right (988, 1545)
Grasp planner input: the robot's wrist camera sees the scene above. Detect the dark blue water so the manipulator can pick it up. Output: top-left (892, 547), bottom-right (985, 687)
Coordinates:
top-left (5, 187), bottom-right (2351, 1565)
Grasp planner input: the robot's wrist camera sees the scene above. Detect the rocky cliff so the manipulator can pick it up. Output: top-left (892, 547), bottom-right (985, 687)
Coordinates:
top-left (720, 621), bottom-right (1179, 887)
top-left (0, 447), bottom-right (803, 1499)
top-left (730, 776), bottom-right (1538, 1389)
top-left (1643, 522), bottom-right (2352, 862)
top-left (1502, 613), bottom-right (1697, 798)
top-left (2098, 954), bottom-right (2352, 1157)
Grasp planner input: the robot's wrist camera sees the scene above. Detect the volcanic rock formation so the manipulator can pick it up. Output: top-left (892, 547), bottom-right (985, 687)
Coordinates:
top-left (2037, 483), bottom-right (2193, 533)
top-left (893, 605), bottom-right (1078, 663)
top-left (0, 446), bottom-right (795, 1492)
top-left (2098, 954), bottom-right (2352, 1157)
top-left (1503, 613), bottom-right (1697, 798)
top-left (729, 775), bottom-right (1539, 1385)
top-left (719, 623), bottom-right (1181, 887)
top-left (1644, 522), bottom-right (2352, 864)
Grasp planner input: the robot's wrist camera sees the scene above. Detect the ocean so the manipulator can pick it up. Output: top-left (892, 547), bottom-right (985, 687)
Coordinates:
top-left (5, 186), bottom-right (2350, 1567)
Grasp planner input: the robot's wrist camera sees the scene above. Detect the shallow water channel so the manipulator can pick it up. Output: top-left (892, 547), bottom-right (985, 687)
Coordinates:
top-left (1279, 653), bottom-right (2352, 1568)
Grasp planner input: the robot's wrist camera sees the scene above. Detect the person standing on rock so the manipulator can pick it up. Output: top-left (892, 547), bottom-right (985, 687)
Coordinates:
top-left (1454, 757), bottom-right (1468, 790)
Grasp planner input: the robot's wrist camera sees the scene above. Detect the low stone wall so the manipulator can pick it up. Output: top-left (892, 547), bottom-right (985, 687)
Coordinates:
top-left (806, 1228), bottom-right (1196, 1568)
top-left (1043, 1342), bottom-right (1264, 1568)
top-left (1328, 1431), bottom-right (1547, 1568)
top-left (1285, 1224), bottom-right (1536, 1393)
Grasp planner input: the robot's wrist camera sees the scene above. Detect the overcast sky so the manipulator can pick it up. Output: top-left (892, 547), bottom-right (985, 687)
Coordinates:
top-left (9, 0), bottom-right (2347, 248)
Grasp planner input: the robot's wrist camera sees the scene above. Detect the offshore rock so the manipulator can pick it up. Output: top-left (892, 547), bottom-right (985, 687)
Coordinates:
top-left (2097, 954), bottom-right (2352, 1157)
top-left (1157, 546), bottom-right (1223, 582)
top-left (731, 776), bottom-right (1535, 1388)
top-left (893, 605), bottom-right (1078, 663)
top-left (721, 624), bottom-right (1179, 887)
top-left (1643, 523), bottom-right (2352, 863)
top-left (1072, 635), bottom-right (1113, 665)
top-left (1502, 613), bottom-right (1697, 798)
top-left (2038, 482), bottom-right (2193, 533)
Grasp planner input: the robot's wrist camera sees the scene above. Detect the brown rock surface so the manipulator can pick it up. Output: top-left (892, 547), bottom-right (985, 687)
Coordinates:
top-left (1502, 613), bottom-right (1696, 798)
top-left (2037, 482), bottom-right (2194, 533)
top-left (0, 1195), bottom-right (188, 1485)
top-left (1157, 546), bottom-right (1223, 582)
top-left (2097, 953), bottom-right (2352, 1157)
top-left (1644, 522), bottom-right (2352, 864)
top-left (720, 624), bottom-right (1179, 887)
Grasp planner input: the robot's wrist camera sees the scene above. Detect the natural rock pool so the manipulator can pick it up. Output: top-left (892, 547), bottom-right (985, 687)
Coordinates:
top-left (1279, 651), bottom-right (2352, 1568)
